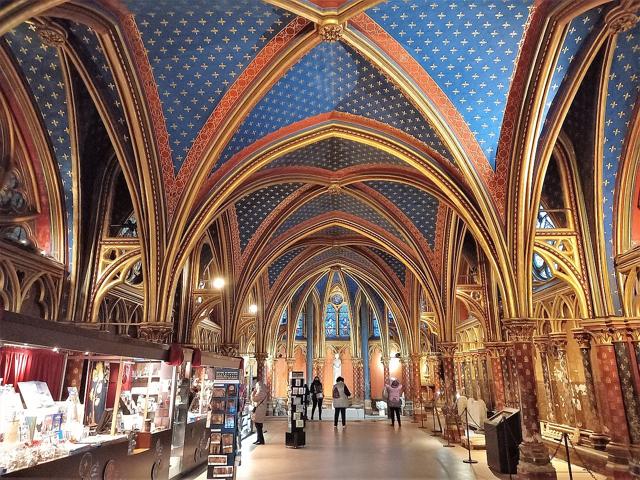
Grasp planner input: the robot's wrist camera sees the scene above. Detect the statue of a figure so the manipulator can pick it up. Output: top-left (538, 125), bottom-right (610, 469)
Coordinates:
top-left (332, 353), bottom-right (342, 381)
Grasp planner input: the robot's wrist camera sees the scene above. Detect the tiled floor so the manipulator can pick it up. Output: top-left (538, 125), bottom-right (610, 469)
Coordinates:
top-left (187, 415), bottom-right (605, 479)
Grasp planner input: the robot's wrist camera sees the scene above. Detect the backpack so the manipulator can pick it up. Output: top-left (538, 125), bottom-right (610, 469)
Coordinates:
top-left (388, 386), bottom-right (401, 405)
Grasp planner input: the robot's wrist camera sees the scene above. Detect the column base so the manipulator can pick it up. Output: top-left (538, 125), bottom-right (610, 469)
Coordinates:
top-left (606, 442), bottom-right (632, 479)
top-left (589, 432), bottom-right (610, 451)
top-left (516, 441), bottom-right (557, 480)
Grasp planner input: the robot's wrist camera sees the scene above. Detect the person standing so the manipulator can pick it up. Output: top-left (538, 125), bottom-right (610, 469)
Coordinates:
top-left (383, 379), bottom-right (404, 427)
top-left (309, 376), bottom-right (324, 420)
top-left (332, 376), bottom-right (351, 428)
top-left (251, 381), bottom-right (268, 445)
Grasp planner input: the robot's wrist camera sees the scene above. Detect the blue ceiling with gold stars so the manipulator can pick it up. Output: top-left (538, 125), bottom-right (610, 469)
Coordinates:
top-left (602, 22), bottom-right (640, 313)
top-left (367, 0), bottom-right (532, 166)
top-left (263, 137), bottom-right (405, 171)
top-left (541, 6), bottom-right (602, 133)
top-left (370, 247), bottom-right (406, 284)
top-left (214, 40), bottom-right (453, 171)
top-left (124, 0), bottom-right (292, 169)
top-left (272, 191), bottom-right (404, 240)
top-left (235, 182), bottom-right (302, 250)
top-left (66, 22), bottom-right (131, 152)
top-left (5, 23), bottom-right (75, 265)
top-left (366, 180), bottom-right (439, 248)
top-left (268, 246), bottom-right (305, 287)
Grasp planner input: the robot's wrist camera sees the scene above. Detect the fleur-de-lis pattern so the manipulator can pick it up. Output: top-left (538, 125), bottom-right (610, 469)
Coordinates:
top-left (368, 0), bottom-right (532, 166)
top-left (370, 247), bottom-right (407, 284)
top-left (263, 137), bottom-right (404, 171)
top-left (66, 22), bottom-right (131, 150)
top-left (366, 180), bottom-right (439, 247)
top-left (215, 41), bottom-right (453, 172)
top-left (603, 23), bottom-right (640, 313)
top-left (268, 246), bottom-right (305, 287)
top-left (5, 23), bottom-right (74, 264)
top-left (125, 0), bottom-right (292, 169)
top-left (272, 192), bottom-right (404, 240)
top-left (235, 182), bottom-right (302, 250)
top-left (541, 7), bottom-right (602, 126)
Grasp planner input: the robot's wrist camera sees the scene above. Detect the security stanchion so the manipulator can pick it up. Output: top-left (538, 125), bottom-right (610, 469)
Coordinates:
top-left (462, 408), bottom-right (478, 464)
top-left (563, 433), bottom-right (573, 480)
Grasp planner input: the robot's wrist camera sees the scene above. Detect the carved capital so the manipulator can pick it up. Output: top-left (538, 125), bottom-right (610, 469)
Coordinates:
top-left (484, 341), bottom-right (508, 358)
top-left (219, 343), bottom-right (239, 357)
top-left (319, 23), bottom-right (344, 42)
top-left (572, 328), bottom-right (592, 349)
top-left (351, 357), bottom-right (363, 367)
top-left (503, 318), bottom-right (537, 342)
top-left (138, 323), bottom-right (173, 344)
top-left (254, 352), bottom-right (268, 363)
top-left (380, 356), bottom-right (391, 367)
top-left (548, 332), bottom-right (568, 354)
top-left (533, 335), bottom-right (550, 354)
top-left (35, 20), bottom-right (68, 48)
top-left (606, 1), bottom-right (640, 33)
top-left (438, 341), bottom-right (457, 357)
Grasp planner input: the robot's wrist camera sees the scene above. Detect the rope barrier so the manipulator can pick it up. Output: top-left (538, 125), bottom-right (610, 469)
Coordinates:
top-left (567, 435), bottom-right (599, 480)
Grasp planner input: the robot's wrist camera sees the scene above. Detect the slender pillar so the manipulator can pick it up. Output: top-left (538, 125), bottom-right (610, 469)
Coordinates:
top-left (352, 357), bottom-right (364, 400)
top-left (401, 356), bottom-right (412, 399)
top-left (306, 296), bottom-right (314, 382)
top-left (485, 343), bottom-right (507, 411)
top-left (499, 347), bottom-right (515, 407)
top-left (255, 352), bottom-right (268, 383)
top-left (477, 351), bottom-right (491, 404)
top-left (549, 334), bottom-right (578, 427)
top-left (585, 325), bottom-right (633, 478)
top-left (506, 345), bottom-right (521, 405)
top-left (438, 342), bottom-right (457, 407)
top-left (410, 353), bottom-right (423, 402)
top-left (471, 354), bottom-right (481, 400)
top-left (286, 357), bottom-right (295, 377)
top-left (572, 329), bottom-right (608, 449)
top-left (360, 303), bottom-right (371, 400)
top-left (533, 336), bottom-right (556, 423)
top-left (503, 319), bottom-right (557, 480)
top-left (381, 356), bottom-right (391, 386)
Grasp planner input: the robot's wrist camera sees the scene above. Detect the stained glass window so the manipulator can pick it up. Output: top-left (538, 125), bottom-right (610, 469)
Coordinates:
top-left (372, 316), bottom-right (381, 338)
top-left (338, 304), bottom-right (350, 337)
top-left (280, 309), bottom-right (287, 325)
top-left (325, 304), bottom-right (337, 338)
top-left (296, 312), bottom-right (304, 339)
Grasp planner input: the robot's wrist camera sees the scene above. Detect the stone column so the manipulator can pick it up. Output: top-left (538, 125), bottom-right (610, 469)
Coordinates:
top-left (381, 356), bottom-right (391, 386)
top-left (549, 333), bottom-right (578, 427)
top-left (455, 355), bottom-right (465, 395)
top-left (265, 356), bottom-right (275, 397)
top-left (504, 319), bottom-right (557, 480)
top-left (255, 352), bottom-right (268, 383)
top-left (410, 353), bottom-right (423, 402)
top-left (533, 336), bottom-right (556, 423)
top-left (438, 342), bottom-right (457, 407)
top-left (477, 350), bottom-right (491, 405)
top-left (352, 357), bottom-right (365, 401)
top-left (471, 353), bottom-right (482, 399)
top-left (572, 329), bottom-right (608, 450)
top-left (499, 346), bottom-right (515, 407)
top-left (485, 343), bottom-right (507, 411)
top-left (506, 345), bottom-right (521, 405)
top-left (286, 357), bottom-right (295, 377)
top-left (586, 325), bottom-right (633, 478)
top-left (401, 356), bottom-right (412, 400)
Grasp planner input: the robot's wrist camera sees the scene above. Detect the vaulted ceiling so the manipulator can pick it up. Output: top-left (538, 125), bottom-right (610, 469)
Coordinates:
top-left (2, 0), bottom-right (639, 339)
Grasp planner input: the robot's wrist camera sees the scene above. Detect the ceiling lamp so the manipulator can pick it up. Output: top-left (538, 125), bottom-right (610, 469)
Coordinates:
top-left (212, 277), bottom-right (225, 289)
top-left (248, 304), bottom-right (258, 314)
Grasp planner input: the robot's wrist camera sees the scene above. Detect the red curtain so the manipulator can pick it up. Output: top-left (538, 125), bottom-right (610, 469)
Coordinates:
top-left (0, 347), bottom-right (66, 400)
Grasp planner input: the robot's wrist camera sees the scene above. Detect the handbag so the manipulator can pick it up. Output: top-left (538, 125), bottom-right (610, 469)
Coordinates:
top-left (316, 392), bottom-right (323, 399)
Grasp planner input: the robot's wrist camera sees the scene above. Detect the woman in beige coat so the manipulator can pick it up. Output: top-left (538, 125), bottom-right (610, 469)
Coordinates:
top-left (251, 381), bottom-right (268, 445)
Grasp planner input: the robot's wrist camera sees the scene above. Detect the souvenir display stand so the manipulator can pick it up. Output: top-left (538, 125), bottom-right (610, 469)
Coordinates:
top-left (0, 309), bottom-right (174, 479)
top-left (207, 368), bottom-right (242, 479)
top-left (285, 371), bottom-right (306, 448)
top-left (171, 353), bottom-right (242, 479)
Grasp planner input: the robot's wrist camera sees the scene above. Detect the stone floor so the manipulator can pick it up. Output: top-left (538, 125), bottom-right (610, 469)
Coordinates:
top-left (186, 414), bottom-right (604, 479)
